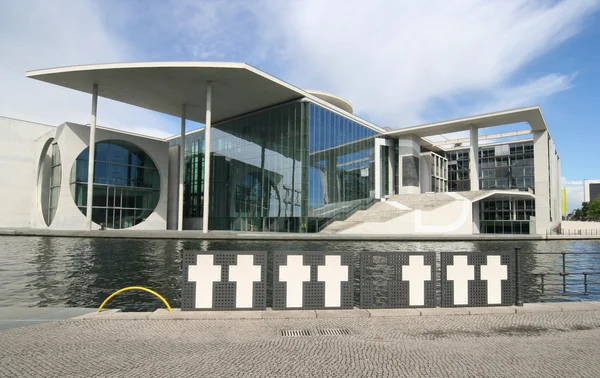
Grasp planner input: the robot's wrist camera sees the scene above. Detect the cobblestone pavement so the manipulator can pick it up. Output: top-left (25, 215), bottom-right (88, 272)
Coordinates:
top-left (2, 311), bottom-right (600, 377)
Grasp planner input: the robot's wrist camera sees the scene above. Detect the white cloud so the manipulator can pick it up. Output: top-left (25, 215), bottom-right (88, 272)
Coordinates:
top-left (253, 0), bottom-right (599, 127)
top-left (0, 0), bottom-right (175, 138)
top-left (1, 0), bottom-right (598, 139)
top-left (562, 177), bottom-right (585, 212)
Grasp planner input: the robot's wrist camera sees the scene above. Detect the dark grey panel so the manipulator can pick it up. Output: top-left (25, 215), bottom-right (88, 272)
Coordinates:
top-left (182, 251), bottom-right (267, 311)
top-left (590, 183), bottom-right (600, 202)
top-left (360, 252), bottom-right (436, 308)
top-left (273, 251), bottom-right (353, 310)
top-left (440, 252), bottom-right (514, 307)
top-left (402, 156), bottom-right (419, 187)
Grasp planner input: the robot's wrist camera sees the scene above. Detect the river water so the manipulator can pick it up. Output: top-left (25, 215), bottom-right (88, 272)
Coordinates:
top-left (1, 237), bottom-right (599, 310)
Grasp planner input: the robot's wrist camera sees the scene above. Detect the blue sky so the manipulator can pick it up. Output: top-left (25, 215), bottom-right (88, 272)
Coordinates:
top-left (1, 0), bottom-right (599, 211)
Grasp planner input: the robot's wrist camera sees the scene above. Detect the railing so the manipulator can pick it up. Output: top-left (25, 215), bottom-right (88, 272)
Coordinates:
top-left (548, 228), bottom-right (600, 236)
top-left (516, 249), bottom-right (600, 302)
top-left (317, 197), bottom-right (376, 232)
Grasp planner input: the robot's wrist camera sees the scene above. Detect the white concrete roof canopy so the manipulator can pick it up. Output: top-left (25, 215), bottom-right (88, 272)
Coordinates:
top-left (305, 90), bottom-right (353, 114)
top-left (383, 106), bottom-right (548, 138)
top-left (25, 62), bottom-right (385, 133)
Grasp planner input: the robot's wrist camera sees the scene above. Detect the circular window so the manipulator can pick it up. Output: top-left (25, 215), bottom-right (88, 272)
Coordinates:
top-left (70, 140), bottom-right (160, 229)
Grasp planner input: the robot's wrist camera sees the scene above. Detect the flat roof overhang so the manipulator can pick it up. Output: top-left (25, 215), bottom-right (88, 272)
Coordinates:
top-left (383, 106), bottom-right (548, 139)
top-left (26, 62), bottom-right (310, 125)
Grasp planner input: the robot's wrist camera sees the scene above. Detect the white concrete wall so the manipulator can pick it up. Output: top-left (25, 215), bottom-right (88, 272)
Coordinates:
top-left (397, 135), bottom-right (421, 194)
top-left (30, 123), bottom-right (170, 230)
top-left (167, 145), bottom-right (179, 230)
top-left (533, 130), bottom-right (551, 234)
top-left (561, 221), bottom-right (600, 231)
top-left (549, 137), bottom-right (561, 230)
top-left (0, 117), bottom-right (56, 228)
top-left (420, 153), bottom-right (432, 192)
top-left (340, 194), bottom-right (473, 235)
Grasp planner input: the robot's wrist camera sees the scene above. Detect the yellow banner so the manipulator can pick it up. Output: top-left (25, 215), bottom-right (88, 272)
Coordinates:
top-left (562, 188), bottom-right (567, 215)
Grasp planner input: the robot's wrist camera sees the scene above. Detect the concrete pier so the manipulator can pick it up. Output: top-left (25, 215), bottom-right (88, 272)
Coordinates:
top-left (1, 227), bottom-right (599, 241)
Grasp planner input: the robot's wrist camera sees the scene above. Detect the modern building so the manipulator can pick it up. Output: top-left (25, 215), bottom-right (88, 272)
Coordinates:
top-left (584, 180), bottom-right (600, 203)
top-left (0, 62), bottom-right (562, 235)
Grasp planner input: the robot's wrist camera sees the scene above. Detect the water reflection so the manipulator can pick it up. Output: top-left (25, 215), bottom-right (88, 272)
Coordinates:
top-left (0, 237), bottom-right (599, 310)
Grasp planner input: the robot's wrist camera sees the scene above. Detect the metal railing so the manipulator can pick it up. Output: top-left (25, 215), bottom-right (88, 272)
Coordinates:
top-left (515, 248), bottom-right (600, 303)
top-left (549, 228), bottom-right (600, 236)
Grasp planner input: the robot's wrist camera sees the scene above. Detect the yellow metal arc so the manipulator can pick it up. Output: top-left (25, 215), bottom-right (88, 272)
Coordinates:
top-left (97, 286), bottom-right (172, 312)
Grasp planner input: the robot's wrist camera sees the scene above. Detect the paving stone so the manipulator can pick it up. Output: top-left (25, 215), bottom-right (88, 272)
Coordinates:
top-left (419, 307), bottom-right (470, 316)
top-left (3, 309), bottom-right (600, 377)
top-left (466, 307), bottom-right (517, 315)
top-left (367, 309), bottom-right (422, 317)
top-left (262, 309), bottom-right (316, 319)
top-left (315, 309), bottom-right (370, 318)
top-left (73, 309), bottom-right (121, 319)
top-left (556, 302), bottom-right (600, 312)
top-left (515, 303), bottom-right (562, 314)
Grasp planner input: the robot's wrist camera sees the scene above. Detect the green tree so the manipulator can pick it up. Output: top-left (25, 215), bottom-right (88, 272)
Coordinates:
top-left (588, 197), bottom-right (600, 221)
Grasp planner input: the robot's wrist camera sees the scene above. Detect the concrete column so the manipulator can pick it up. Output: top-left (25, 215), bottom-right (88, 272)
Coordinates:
top-left (178, 104), bottom-right (186, 231)
top-left (202, 82), bottom-right (212, 233)
top-left (397, 135), bottom-right (421, 194)
top-left (374, 140), bottom-right (382, 199)
top-left (388, 147), bottom-right (394, 196)
top-left (85, 84), bottom-right (98, 231)
top-left (469, 125), bottom-right (479, 191)
top-left (533, 130), bottom-right (550, 234)
top-left (325, 154), bottom-right (339, 203)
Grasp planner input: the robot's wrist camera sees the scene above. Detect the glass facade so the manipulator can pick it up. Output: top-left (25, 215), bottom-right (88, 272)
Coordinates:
top-left (447, 150), bottom-right (470, 191)
top-left (170, 100), bottom-right (379, 232)
top-left (479, 142), bottom-right (534, 190)
top-left (70, 140), bottom-right (160, 229)
top-left (445, 141), bottom-right (536, 234)
top-left (479, 199), bottom-right (534, 234)
top-left (308, 103), bottom-right (378, 231)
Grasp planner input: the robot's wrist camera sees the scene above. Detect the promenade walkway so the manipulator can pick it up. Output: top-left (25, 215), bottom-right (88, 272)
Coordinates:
top-left (2, 303), bottom-right (600, 377)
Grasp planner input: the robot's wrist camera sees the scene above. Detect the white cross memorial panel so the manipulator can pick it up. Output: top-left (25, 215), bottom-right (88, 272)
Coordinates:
top-left (182, 251), bottom-right (267, 311)
top-left (441, 252), bottom-right (514, 307)
top-left (360, 252), bottom-right (436, 308)
top-left (273, 252), bottom-right (353, 310)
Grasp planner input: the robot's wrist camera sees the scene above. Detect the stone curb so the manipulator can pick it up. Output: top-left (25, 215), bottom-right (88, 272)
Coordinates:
top-left (71, 301), bottom-right (600, 320)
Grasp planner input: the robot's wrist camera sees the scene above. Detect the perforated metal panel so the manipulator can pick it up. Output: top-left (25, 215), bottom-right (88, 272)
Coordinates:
top-left (273, 251), bottom-right (353, 310)
top-left (440, 252), bottom-right (514, 307)
top-left (182, 251), bottom-right (267, 311)
top-left (360, 252), bottom-right (436, 308)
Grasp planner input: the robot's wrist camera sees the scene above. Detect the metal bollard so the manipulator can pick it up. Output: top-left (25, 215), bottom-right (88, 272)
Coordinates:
top-left (514, 247), bottom-right (523, 306)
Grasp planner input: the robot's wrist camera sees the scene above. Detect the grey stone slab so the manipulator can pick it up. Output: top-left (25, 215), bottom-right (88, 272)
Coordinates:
top-left (419, 308), bottom-right (470, 316)
top-left (0, 320), bottom-right (49, 331)
top-left (367, 309), bottom-right (421, 317)
top-left (515, 303), bottom-right (562, 314)
top-left (83, 312), bottom-right (152, 320)
top-left (151, 309), bottom-right (264, 320)
top-left (315, 309), bottom-right (370, 318)
top-left (466, 307), bottom-right (517, 315)
top-left (555, 302), bottom-right (600, 312)
top-left (73, 309), bottom-right (122, 319)
top-left (262, 309), bottom-right (316, 319)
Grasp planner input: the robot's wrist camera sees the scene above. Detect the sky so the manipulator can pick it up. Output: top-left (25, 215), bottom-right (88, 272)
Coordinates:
top-left (1, 0), bottom-right (599, 211)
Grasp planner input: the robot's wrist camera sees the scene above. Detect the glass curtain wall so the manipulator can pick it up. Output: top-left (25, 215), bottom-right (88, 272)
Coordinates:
top-left (477, 141), bottom-right (536, 234)
top-left (70, 140), bottom-right (161, 229)
top-left (308, 103), bottom-right (378, 232)
top-left (172, 102), bottom-right (306, 232)
top-left (447, 150), bottom-right (470, 191)
top-left (172, 101), bottom-right (381, 232)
